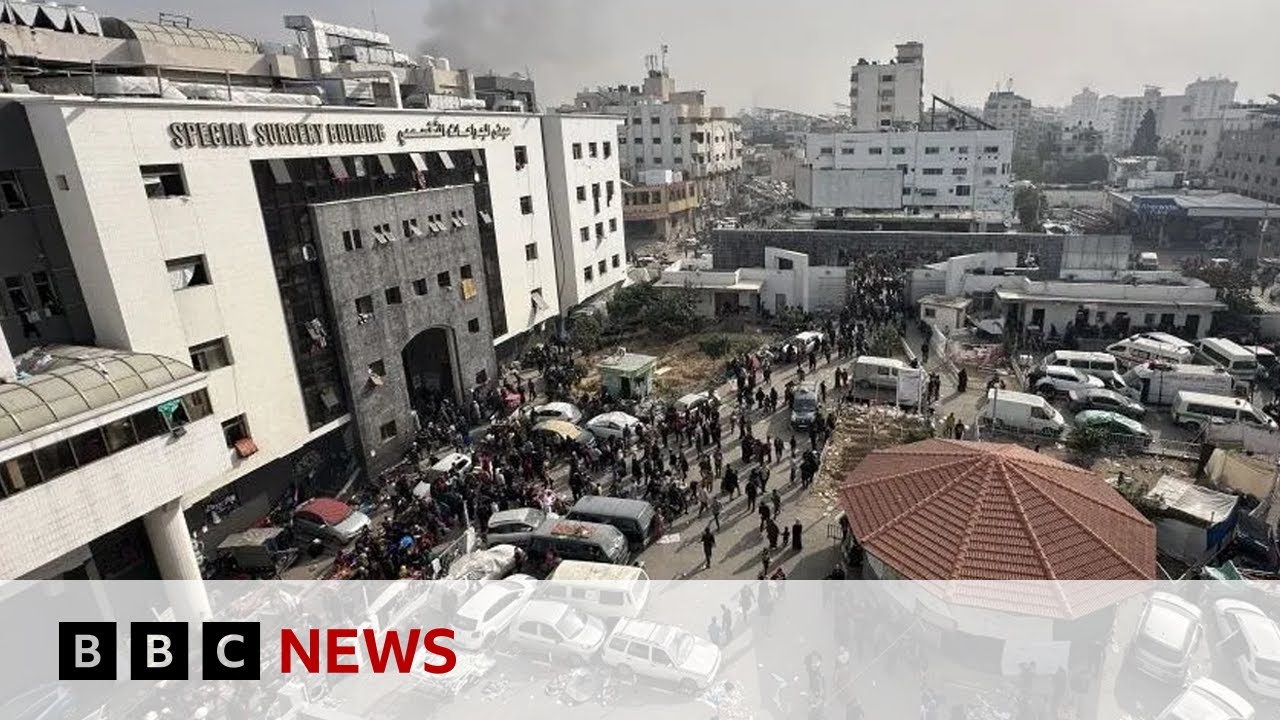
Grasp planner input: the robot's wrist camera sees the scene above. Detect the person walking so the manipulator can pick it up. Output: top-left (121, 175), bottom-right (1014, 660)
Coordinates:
top-left (759, 502), bottom-right (772, 532)
top-left (957, 367), bottom-right (968, 393)
top-left (710, 495), bottom-right (723, 531)
top-left (770, 487), bottom-right (781, 517)
top-left (745, 476), bottom-right (759, 512)
top-left (766, 518), bottom-right (780, 550)
top-left (791, 518), bottom-right (803, 552)
top-left (701, 526), bottom-right (716, 569)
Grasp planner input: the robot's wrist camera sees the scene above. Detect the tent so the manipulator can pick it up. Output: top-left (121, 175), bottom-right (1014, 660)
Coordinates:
top-left (1144, 475), bottom-right (1240, 565)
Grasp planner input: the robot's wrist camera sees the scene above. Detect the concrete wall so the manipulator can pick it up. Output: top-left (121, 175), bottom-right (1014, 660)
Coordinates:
top-left (711, 228), bottom-right (1090, 278)
top-left (310, 187), bottom-right (496, 472)
top-left (795, 166), bottom-right (901, 209)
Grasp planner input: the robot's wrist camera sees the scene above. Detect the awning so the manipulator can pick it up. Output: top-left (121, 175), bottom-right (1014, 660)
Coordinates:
top-left (438, 151), bottom-right (456, 170)
top-left (267, 158), bottom-right (291, 184)
top-left (531, 289), bottom-right (549, 311)
top-left (409, 152), bottom-right (428, 172)
top-left (471, 149), bottom-right (485, 167)
top-left (326, 156), bottom-right (349, 180)
top-left (234, 437), bottom-right (259, 459)
top-left (377, 154), bottom-right (396, 175)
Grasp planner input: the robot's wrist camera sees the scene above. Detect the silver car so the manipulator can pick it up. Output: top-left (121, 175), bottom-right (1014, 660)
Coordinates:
top-left (292, 498), bottom-right (370, 547)
top-left (486, 507), bottom-right (547, 547)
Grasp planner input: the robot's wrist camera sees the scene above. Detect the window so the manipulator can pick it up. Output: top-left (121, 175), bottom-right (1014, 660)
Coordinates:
top-left (651, 137), bottom-right (662, 145)
top-left (576, 186), bottom-right (586, 202)
top-left (955, 185), bottom-right (971, 196)
top-left (598, 260), bottom-right (607, 275)
top-left (460, 264), bottom-right (473, 281)
top-left (354, 295), bottom-right (374, 317)
top-left (475, 369), bottom-right (488, 385)
top-left (221, 415), bottom-right (249, 448)
top-left (650, 116), bottom-right (661, 124)
top-left (957, 146), bottom-right (969, 154)
top-left (840, 148), bottom-right (856, 155)
top-left (879, 104), bottom-right (893, 112)
top-left (631, 117), bottom-right (641, 125)
top-left (167, 256), bottom-right (210, 290)
top-left (917, 188), bottom-right (938, 197)
top-left (571, 143), bottom-right (582, 159)
top-left (583, 265), bottom-right (594, 282)
top-left (379, 421), bottom-right (397, 442)
top-left (880, 74), bottom-right (894, 82)
top-left (922, 168), bottom-right (943, 175)
top-left (55, 175), bottom-right (69, 191)
top-left (514, 145), bottom-right (528, 169)
top-left (982, 166), bottom-right (998, 175)
top-left (612, 254), bottom-right (621, 268)
top-left (580, 227), bottom-right (590, 243)
top-left (189, 338), bottom-right (232, 371)
top-left (897, 164), bottom-right (909, 174)
top-left (609, 218), bottom-right (618, 232)
top-left (633, 137), bottom-right (643, 145)
top-left (342, 229), bottom-right (363, 251)
top-left (595, 222), bottom-right (605, 240)
top-left (403, 218), bottom-right (422, 239)
top-left (520, 195), bottom-right (534, 214)
top-left (923, 307), bottom-right (936, 318)
top-left (467, 318), bottom-right (481, 334)
top-left (607, 180), bottom-right (615, 204)
top-left (819, 147), bottom-right (834, 156)
top-left (385, 286), bottom-right (402, 305)
top-left (891, 147), bottom-right (906, 155)
top-left (868, 147), bottom-right (883, 155)
top-left (33, 440), bottom-right (76, 481)
top-left (437, 271), bottom-right (452, 288)
top-left (413, 278), bottom-right (429, 295)
top-left (603, 141), bottom-right (612, 158)
top-left (924, 146), bottom-right (940, 155)
top-left (983, 145), bottom-right (1000, 153)
top-left (525, 242), bottom-right (539, 260)
top-left (952, 167), bottom-right (968, 176)
top-left (0, 170), bottom-right (27, 212)
top-left (140, 164), bottom-right (187, 198)
top-left (588, 142), bottom-right (598, 158)
top-left (777, 257), bottom-right (794, 270)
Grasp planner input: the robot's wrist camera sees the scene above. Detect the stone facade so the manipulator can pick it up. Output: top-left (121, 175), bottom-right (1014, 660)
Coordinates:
top-left (310, 186), bottom-right (496, 472)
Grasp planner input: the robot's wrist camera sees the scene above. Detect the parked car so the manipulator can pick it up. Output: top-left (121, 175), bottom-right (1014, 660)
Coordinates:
top-left (291, 498), bottom-right (370, 547)
top-left (508, 600), bottom-right (608, 662)
top-left (601, 618), bottom-right (721, 694)
top-left (486, 508), bottom-right (548, 547)
top-left (424, 452), bottom-right (472, 478)
top-left (527, 402), bottom-right (583, 425)
top-left (1211, 598), bottom-right (1280, 700)
top-left (791, 382), bottom-right (819, 428)
top-left (1073, 410), bottom-right (1153, 448)
top-left (531, 419), bottom-right (597, 448)
top-left (1068, 388), bottom-right (1146, 419)
top-left (1156, 677), bottom-right (1254, 720)
top-left (1032, 365), bottom-right (1105, 397)
top-left (586, 411), bottom-right (644, 440)
top-left (1126, 592), bottom-right (1203, 684)
top-left (453, 575), bottom-right (538, 650)
top-left (673, 390), bottom-right (720, 414)
top-left (786, 330), bottom-right (825, 356)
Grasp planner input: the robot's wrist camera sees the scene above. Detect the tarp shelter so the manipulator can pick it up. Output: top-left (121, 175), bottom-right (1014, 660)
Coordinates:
top-left (597, 352), bottom-right (657, 400)
top-left (1143, 475), bottom-right (1240, 566)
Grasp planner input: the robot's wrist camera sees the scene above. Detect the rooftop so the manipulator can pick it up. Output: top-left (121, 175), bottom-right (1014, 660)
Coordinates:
top-left (1109, 189), bottom-right (1280, 218)
top-left (839, 440), bottom-right (1155, 586)
top-left (0, 345), bottom-right (200, 442)
top-left (597, 352), bottom-right (657, 374)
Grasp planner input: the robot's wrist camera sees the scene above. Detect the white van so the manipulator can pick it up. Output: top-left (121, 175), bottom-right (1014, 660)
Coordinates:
top-left (1171, 391), bottom-right (1277, 432)
top-left (1039, 350), bottom-right (1120, 377)
top-left (543, 560), bottom-right (651, 618)
top-left (1107, 335), bottom-right (1194, 366)
top-left (1136, 251), bottom-right (1160, 270)
top-left (852, 356), bottom-right (908, 390)
top-left (1122, 362), bottom-right (1234, 406)
top-left (978, 389), bottom-right (1067, 437)
top-left (1196, 337), bottom-right (1260, 382)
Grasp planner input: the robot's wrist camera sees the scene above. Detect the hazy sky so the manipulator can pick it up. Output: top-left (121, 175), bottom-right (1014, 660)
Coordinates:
top-left (101, 0), bottom-right (1279, 113)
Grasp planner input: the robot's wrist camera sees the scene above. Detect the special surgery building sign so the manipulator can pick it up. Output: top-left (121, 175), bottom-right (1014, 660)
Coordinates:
top-left (167, 118), bottom-right (515, 150)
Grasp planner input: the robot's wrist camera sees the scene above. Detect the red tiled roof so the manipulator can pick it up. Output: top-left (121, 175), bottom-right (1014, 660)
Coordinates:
top-left (838, 440), bottom-right (1156, 583)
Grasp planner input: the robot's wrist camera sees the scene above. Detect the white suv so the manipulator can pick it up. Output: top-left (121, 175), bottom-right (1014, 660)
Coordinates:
top-left (1212, 598), bottom-right (1280, 700)
top-left (1127, 592), bottom-right (1203, 684)
top-left (601, 618), bottom-right (721, 694)
top-left (1033, 365), bottom-right (1104, 397)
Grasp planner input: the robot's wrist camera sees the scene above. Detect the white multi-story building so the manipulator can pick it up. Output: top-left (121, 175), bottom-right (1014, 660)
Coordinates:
top-left (541, 116), bottom-right (628, 309)
top-left (848, 42), bottom-right (924, 131)
top-left (1064, 88), bottom-right (1101, 128)
top-left (1184, 77), bottom-right (1237, 121)
top-left (796, 129), bottom-right (1014, 217)
top-left (0, 10), bottom-right (625, 581)
top-left (982, 91), bottom-right (1034, 154)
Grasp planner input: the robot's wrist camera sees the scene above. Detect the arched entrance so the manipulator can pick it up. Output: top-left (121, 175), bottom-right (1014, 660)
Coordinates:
top-left (401, 326), bottom-right (463, 418)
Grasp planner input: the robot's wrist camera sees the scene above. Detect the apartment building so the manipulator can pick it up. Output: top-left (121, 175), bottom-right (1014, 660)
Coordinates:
top-left (0, 8), bottom-right (624, 580)
top-left (848, 42), bottom-right (925, 131)
top-left (796, 129), bottom-right (1015, 217)
top-left (981, 91), bottom-right (1033, 154)
top-left (1215, 124), bottom-right (1280, 204)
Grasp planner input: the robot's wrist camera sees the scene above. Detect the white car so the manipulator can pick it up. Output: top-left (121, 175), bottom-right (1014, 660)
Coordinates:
top-left (426, 452), bottom-right (472, 478)
top-left (586, 411), bottom-right (644, 440)
top-left (1212, 598), bottom-right (1280, 699)
top-left (1156, 677), bottom-right (1254, 720)
top-left (601, 618), bottom-right (721, 694)
top-left (1127, 591), bottom-right (1203, 684)
top-left (787, 330), bottom-right (825, 355)
top-left (1032, 365), bottom-right (1104, 397)
top-left (527, 402), bottom-right (583, 425)
top-left (453, 575), bottom-right (537, 650)
top-left (673, 390), bottom-right (719, 414)
top-left (508, 600), bottom-right (608, 662)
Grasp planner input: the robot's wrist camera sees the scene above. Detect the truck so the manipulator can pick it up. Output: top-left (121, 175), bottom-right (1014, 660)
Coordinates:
top-left (1121, 362), bottom-right (1235, 406)
top-left (977, 389), bottom-right (1067, 437)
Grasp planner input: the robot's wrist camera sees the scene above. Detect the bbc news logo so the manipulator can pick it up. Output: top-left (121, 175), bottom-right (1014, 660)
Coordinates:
top-left (58, 622), bottom-right (456, 680)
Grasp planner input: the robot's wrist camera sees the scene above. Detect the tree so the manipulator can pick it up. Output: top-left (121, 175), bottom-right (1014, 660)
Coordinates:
top-left (641, 288), bottom-right (703, 338)
top-left (1130, 109), bottom-right (1159, 156)
top-left (1013, 185), bottom-right (1046, 230)
top-left (567, 313), bottom-right (603, 353)
top-left (1057, 154), bottom-right (1109, 184)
